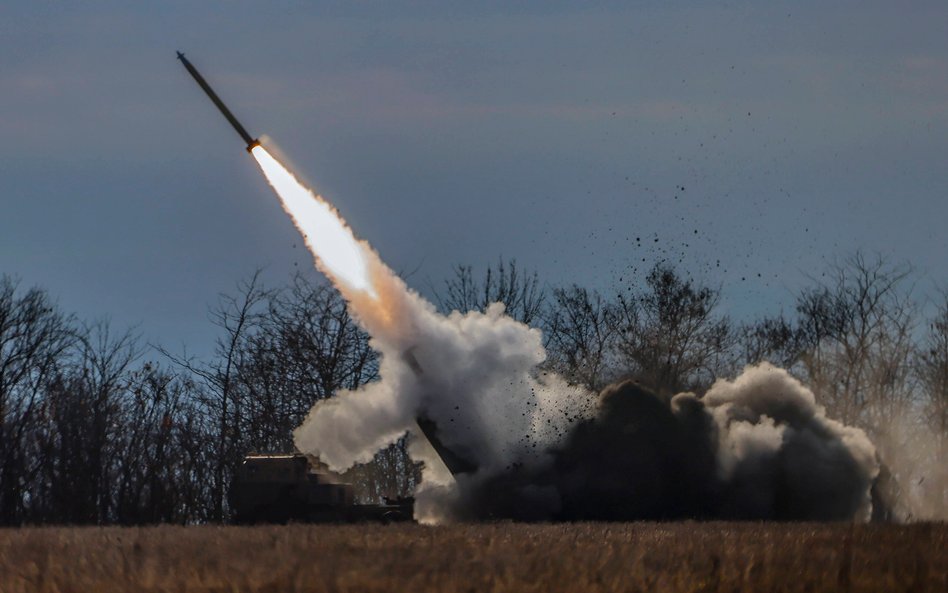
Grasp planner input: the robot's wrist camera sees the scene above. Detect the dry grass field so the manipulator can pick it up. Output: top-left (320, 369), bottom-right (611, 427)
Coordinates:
top-left (0, 522), bottom-right (944, 593)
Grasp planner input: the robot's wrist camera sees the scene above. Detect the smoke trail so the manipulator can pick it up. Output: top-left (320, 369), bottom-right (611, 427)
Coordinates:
top-left (251, 144), bottom-right (880, 523)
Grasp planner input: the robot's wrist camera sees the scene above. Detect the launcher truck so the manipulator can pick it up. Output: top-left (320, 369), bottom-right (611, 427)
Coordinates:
top-left (229, 452), bottom-right (414, 524)
top-left (228, 412), bottom-right (474, 524)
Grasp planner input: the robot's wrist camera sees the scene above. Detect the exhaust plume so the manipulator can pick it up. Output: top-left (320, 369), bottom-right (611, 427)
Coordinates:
top-left (251, 144), bottom-right (880, 523)
top-left (251, 146), bottom-right (374, 297)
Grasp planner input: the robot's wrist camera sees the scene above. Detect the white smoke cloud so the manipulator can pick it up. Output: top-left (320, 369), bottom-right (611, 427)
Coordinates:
top-left (293, 275), bottom-right (594, 522)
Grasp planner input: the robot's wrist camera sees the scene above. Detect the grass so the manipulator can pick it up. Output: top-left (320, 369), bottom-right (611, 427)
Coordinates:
top-left (0, 522), bottom-right (944, 592)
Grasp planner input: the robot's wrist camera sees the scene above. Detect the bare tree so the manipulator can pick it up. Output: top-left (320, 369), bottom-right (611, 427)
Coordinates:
top-left (434, 259), bottom-right (546, 325)
top-left (0, 276), bottom-right (75, 524)
top-left (0, 275), bottom-right (216, 525)
top-left (32, 321), bottom-right (141, 524)
top-left (614, 264), bottom-right (735, 395)
top-left (740, 314), bottom-right (809, 370)
top-left (107, 362), bottom-right (212, 524)
top-left (795, 253), bottom-right (917, 430)
top-left (919, 295), bottom-right (948, 440)
top-left (236, 273), bottom-right (377, 452)
top-left (159, 271), bottom-right (271, 522)
top-left (543, 285), bottom-right (619, 392)
top-left (79, 322), bottom-right (142, 522)
top-left (917, 294), bottom-right (948, 512)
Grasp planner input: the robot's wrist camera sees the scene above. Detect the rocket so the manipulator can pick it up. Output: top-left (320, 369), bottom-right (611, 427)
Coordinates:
top-left (177, 51), bottom-right (260, 152)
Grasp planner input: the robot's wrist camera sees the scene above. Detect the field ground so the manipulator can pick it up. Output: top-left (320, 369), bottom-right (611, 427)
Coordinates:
top-left (0, 522), bottom-right (944, 592)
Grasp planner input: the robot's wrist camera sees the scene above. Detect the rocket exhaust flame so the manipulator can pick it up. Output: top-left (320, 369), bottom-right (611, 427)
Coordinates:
top-left (250, 145), bottom-right (376, 298)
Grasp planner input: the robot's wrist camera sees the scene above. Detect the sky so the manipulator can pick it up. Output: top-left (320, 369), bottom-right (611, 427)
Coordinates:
top-left (2, 1), bottom-right (947, 357)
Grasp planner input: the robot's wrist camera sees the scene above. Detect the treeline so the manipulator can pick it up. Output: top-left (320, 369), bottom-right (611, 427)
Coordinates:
top-left (0, 253), bottom-right (945, 524)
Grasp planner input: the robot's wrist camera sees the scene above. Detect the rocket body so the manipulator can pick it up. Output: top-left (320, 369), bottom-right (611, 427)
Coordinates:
top-left (177, 51), bottom-right (260, 152)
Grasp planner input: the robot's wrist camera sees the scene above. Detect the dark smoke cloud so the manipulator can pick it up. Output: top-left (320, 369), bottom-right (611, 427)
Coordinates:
top-left (451, 363), bottom-right (879, 521)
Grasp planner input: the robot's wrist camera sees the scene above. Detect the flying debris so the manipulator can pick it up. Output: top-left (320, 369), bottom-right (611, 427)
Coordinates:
top-left (177, 51), bottom-right (260, 152)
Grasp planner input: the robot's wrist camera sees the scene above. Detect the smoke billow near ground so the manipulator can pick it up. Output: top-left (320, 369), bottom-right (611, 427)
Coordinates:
top-left (249, 145), bottom-right (885, 524)
top-left (456, 365), bottom-right (878, 522)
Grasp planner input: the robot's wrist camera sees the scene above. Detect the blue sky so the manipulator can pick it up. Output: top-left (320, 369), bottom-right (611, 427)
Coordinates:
top-left (2, 1), bottom-right (947, 355)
